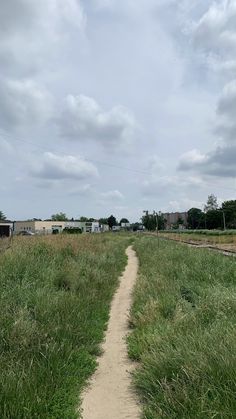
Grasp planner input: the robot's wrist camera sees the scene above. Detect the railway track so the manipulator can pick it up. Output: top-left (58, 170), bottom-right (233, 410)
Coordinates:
top-left (147, 233), bottom-right (236, 257)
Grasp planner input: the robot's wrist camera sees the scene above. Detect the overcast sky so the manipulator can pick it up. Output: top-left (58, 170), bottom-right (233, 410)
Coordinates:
top-left (1, 0), bottom-right (236, 221)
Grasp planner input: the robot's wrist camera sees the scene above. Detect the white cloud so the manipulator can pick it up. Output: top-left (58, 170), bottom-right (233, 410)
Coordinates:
top-left (142, 174), bottom-right (204, 197)
top-left (169, 198), bottom-right (204, 212)
top-left (179, 145), bottom-right (236, 178)
top-left (0, 0), bottom-right (85, 37)
top-left (217, 80), bottom-right (236, 120)
top-left (101, 190), bottom-right (124, 200)
top-left (178, 149), bottom-right (208, 170)
top-left (1, 0), bottom-right (235, 221)
top-left (193, 0), bottom-right (236, 53)
top-left (190, 0), bottom-right (236, 80)
top-left (147, 155), bottom-right (165, 173)
top-left (58, 94), bottom-right (137, 147)
top-left (0, 0), bottom-right (86, 78)
top-left (68, 184), bottom-right (93, 196)
top-left (31, 152), bottom-right (98, 180)
top-left (179, 1), bottom-right (236, 179)
top-left (0, 79), bottom-right (53, 130)
top-left (0, 136), bottom-right (13, 154)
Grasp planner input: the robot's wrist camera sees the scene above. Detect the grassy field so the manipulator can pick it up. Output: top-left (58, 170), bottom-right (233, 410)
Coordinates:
top-left (0, 233), bottom-right (129, 418)
top-left (129, 236), bottom-right (236, 418)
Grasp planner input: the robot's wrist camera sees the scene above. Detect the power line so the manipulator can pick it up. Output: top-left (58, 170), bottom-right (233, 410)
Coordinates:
top-left (0, 130), bottom-right (236, 192)
top-left (0, 130), bottom-right (153, 176)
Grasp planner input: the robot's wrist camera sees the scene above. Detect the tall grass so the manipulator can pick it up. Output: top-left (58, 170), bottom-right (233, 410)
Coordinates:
top-left (0, 234), bottom-right (129, 418)
top-left (129, 236), bottom-right (236, 418)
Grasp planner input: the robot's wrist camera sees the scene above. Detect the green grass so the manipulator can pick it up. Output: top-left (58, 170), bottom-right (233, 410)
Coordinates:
top-left (0, 233), bottom-right (130, 418)
top-left (129, 236), bottom-right (236, 418)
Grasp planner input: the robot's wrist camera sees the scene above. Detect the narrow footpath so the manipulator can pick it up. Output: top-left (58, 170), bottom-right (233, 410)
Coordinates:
top-left (80, 246), bottom-right (140, 419)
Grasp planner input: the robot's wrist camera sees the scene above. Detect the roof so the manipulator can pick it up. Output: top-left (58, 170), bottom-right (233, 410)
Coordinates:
top-left (0, 220), bottom-right (13, 223)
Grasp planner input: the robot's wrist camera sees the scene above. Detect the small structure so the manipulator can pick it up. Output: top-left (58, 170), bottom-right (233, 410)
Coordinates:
top-left (0, 221), bottom-right (13, 238)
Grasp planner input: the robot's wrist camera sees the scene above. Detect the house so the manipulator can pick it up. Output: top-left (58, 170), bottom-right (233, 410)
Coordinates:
top-left (0, 221), bottom-right (13, 238)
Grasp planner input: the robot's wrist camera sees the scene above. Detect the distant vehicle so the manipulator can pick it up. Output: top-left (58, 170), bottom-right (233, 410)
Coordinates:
top-left (18, 230), bottom-right (35, 236)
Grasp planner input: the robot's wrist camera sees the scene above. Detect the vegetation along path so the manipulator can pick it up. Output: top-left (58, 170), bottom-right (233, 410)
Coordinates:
top-left (81, 246), bottom-right (140, 419)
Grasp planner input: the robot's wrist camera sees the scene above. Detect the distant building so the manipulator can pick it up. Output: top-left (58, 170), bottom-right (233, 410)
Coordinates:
top-left (0, 221), bottom-right (13, 237)
top-left (100, 224), bottom-right (109, 232)
top-left (84, 221), bottom-right (100, 233)
top-left (163, 212), bottom-right (188, 230)
top-left (121, 223), bottom-right (131, 230)
top-left (13, 220), bottom-right (101, 235)
top-left (14, 220), bottom-right (66, 235)
top-left (112, 226), bottom-right (121, 232)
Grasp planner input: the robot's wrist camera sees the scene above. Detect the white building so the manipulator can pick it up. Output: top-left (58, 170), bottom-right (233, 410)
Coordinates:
top-left (13, 220), bottom-right (101, 235)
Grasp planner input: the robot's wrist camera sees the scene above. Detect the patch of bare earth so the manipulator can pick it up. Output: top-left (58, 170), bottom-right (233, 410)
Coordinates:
top-left (80, 246), bottom-right (140, 419)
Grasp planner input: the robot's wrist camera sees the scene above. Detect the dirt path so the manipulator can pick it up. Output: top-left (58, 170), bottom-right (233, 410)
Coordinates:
top-left (80, 246), bottom-right (140, 419)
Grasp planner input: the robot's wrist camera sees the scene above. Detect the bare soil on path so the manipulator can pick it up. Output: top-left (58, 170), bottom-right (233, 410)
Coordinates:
top-left (80, 246), bottom-right (140, 419)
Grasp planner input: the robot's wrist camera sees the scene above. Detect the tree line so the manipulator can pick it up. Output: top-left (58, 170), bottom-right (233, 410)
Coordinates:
top-left (1, 194), bottom-right (236, 231)
top-left (187, 195), bottom-right (236, 230)
top-left (141, 195), bottom-right (236, 231)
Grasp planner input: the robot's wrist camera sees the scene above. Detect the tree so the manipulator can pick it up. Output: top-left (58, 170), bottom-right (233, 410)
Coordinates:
top-left (142, 212), bottom-right (165, 231)
top-left (0, 211), bottom-right (6, 220)
top-left (79, 216), bottom-right (88, 222)
top-left (172, 216), bottom-right (184, 230)
top-left (158, 214), bottom-right (166, 230)
top-left (132, 222), bottom-right (140, 232)
top-left (206, 210), bottom-right (223, 230)
top-left (204, 194), bottom-right (218, 212)
top-left (222, 200), bottom-right (236, 228)
top-left (107, 215), bottom-right (117, 229)
top-left (51, 212), bottom-right (68, 221)
top-left (99, 218), bottom-right (108, 226)
top-left (187, 208), bottom-right (204, 229)
top-left (120, 218), bottom-right (129, 225)
top-left (142, 213), bottom-right (156, 231)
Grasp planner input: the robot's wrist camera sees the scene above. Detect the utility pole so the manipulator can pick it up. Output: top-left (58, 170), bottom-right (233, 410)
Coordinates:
top-left (153, 210), bottom-right (160, 247)
top-left (222, 210), bottom-right (226, 231)
top-left (142, 210), bottom-right (149, 231)
top-left (153, 211), bottom-right (158, 235)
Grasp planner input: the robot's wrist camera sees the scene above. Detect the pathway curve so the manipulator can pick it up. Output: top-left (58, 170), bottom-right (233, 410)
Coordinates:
top-left (80, 246), bottom-right (140, 419)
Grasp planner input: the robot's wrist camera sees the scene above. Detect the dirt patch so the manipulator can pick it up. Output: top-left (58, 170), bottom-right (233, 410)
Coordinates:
top-left (80, 246), bottom-right (140, 419)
